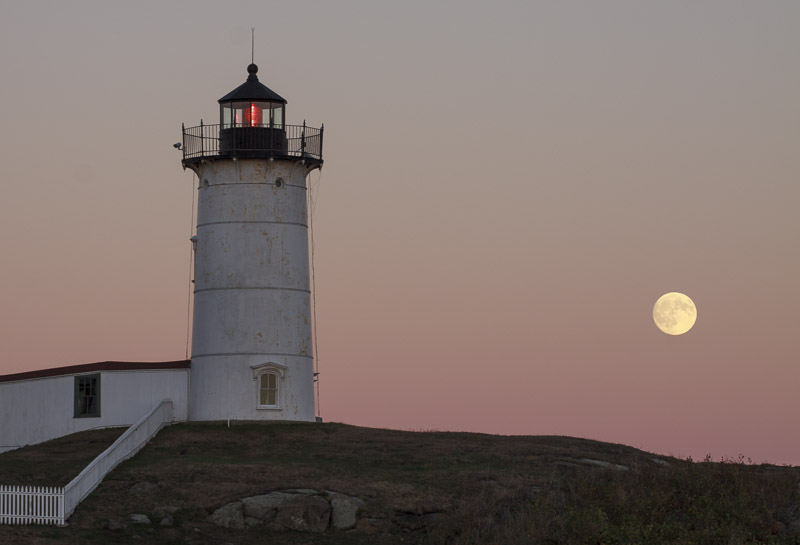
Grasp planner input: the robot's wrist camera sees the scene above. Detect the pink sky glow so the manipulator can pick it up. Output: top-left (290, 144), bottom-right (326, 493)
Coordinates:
top-left (1, 1), bottom-right (798, 464)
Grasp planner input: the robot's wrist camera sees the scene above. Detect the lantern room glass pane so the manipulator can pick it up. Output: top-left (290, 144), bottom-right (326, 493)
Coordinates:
top-left (221, 101), bottom-right (284, 129)
top-left (244, 102), bottom-right (263, 126)
top-left (232, 102), bottom-right (249, 127)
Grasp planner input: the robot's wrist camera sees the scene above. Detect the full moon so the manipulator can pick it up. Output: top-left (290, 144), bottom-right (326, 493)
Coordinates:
top-left (653, 292), bottom-right (697, 335)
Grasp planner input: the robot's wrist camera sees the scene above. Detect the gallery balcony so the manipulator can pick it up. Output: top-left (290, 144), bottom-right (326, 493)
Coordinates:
top-left (181, 122), bottom-right (323, 167)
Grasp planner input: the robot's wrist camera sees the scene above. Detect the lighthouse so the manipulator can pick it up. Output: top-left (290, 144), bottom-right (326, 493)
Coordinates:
top-left (180, 64), bottom-right (323, 422)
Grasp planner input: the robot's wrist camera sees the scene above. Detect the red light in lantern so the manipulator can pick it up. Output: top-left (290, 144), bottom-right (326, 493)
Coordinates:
top-left (244, 103), bottom-right (262, 127)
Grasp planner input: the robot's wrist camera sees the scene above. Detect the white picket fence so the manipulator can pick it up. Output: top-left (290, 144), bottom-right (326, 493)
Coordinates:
top-left (0, 485), bottom-right (63, 525)
top-left (0, 399), bottom-right (173, 526)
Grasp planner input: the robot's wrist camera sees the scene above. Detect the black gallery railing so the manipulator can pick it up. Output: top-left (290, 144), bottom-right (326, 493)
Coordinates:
top-left (181, 123), bottom-right (323, 163)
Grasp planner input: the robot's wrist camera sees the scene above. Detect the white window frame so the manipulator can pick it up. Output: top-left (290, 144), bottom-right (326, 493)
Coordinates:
top-left (251, 362), bottom-right (287, 410)
top-left (74, 373), bottom-right (101, 418)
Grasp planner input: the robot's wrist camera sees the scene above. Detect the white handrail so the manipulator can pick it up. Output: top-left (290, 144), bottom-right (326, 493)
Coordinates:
top-left (63, 399), bottom-right (174, 518)
top-left (0, 399), bottom-right (174, 525)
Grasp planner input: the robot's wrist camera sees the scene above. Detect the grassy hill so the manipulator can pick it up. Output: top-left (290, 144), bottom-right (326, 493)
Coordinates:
top-left (1, 422), bottom-right (799, 544)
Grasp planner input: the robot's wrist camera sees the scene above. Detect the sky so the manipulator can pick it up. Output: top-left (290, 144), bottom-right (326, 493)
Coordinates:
top-left (1, 1), bottom-right (798, 464)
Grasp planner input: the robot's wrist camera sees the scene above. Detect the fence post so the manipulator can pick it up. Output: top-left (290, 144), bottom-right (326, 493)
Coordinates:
top-left (59, 486), bottom-right (65, 526)
top-left (319, 124), bottom-right (324, 160)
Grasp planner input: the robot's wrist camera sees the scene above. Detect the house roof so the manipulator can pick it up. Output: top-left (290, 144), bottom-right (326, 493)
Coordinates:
top-left (0, 360), bottom-right (191, 384)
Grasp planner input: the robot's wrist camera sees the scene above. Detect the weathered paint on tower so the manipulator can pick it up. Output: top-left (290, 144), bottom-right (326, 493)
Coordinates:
top-left (180, 64), bottom-right (323, 422)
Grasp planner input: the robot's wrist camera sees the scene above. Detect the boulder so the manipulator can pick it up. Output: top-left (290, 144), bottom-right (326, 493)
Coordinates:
top-left (274, 495), bottom-right (331, 533)
top-left (159, 516), bottom-right (174, 527)
top-left (129, 514), bottom-right (151, 525)
top-left (209, 501), bottom-right (244, 529)
top-left (327, 492), bottom-right (365, 530)
top-left (242, 492), bottom-right (296, 520)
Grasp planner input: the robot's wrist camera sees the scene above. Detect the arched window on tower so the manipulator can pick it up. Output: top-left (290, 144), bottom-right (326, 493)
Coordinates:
top-left (259, 372), bottom-right (277, 407)
top-left (251, 362), bottom-right (286, 410)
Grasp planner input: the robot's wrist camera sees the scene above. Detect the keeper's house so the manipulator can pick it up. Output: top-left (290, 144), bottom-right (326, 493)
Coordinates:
top-left (0, 361), bottom-right (190, 453)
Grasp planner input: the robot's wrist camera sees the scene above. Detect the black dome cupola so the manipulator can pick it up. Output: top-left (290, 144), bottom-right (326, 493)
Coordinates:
top-left (218, 64), bottom-right (287, 130)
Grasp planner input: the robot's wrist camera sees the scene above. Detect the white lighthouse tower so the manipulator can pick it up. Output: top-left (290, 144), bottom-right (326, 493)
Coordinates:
top-left (180, 64), bottom-right (323, 422)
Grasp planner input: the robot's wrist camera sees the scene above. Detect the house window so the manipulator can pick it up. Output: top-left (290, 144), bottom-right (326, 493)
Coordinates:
top-left (74, 374), bottom-right (101, 418)
top-left (251, 362), bottom-right (286, 410)
top-left (259, 372), bottom-right (278, 407)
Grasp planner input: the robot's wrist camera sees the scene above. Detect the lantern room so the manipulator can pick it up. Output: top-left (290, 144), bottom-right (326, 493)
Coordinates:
top-left (219, 64), bottom-right (286, 129)
top-left (218, 63), bottom-right (288, 155)
top-left (180, 64), bottom-right (323, 167)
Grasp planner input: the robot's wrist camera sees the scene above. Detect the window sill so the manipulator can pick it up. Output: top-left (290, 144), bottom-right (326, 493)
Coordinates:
top-left (256, 406), bottom-right (282, 411)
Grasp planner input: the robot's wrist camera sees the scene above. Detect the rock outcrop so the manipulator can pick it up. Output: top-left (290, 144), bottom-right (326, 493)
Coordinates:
top-left (328, 491), bottom-right (365, 530)
top-left (209, 489), bottom-right (418, 534)
top-left (273, 495), bottom-right (330, 532)
top-left (208, 501), bottom-right (244, 529)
